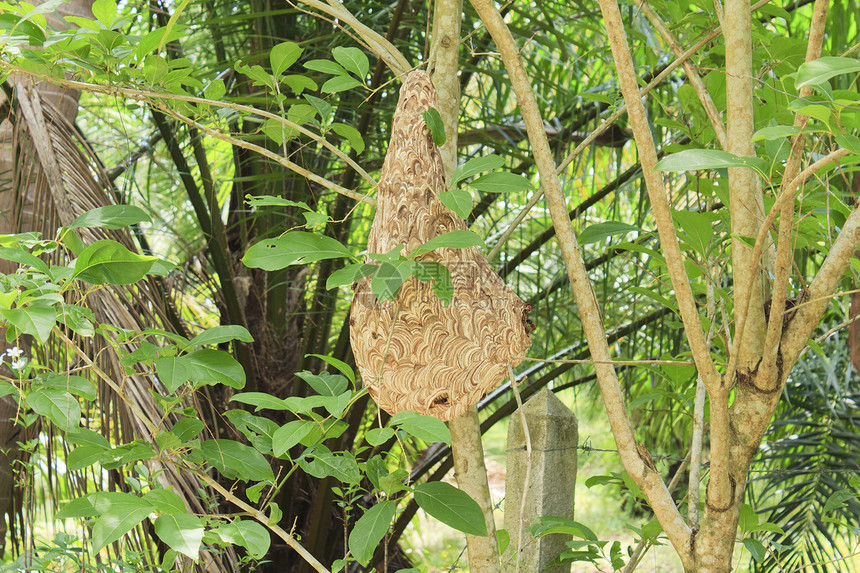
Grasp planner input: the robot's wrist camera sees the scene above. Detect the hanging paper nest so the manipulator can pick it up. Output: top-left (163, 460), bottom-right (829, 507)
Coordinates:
top-left (350, 71), bottom-right (532, 422)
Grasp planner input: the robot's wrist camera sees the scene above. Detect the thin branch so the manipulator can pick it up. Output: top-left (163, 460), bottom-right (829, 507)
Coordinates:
top-left (0, 65), bottom-right (377, 203)
top-left (468, 0), bottom-right (693, 566)
top-left (193, 470), bottom-right (331, 573)
top-left (487, 0), bottom-right (773, 260)
top-left (622, 453), bottom-right (691, 573)
top-left (781, 201), bottom-right (860, 364)
top-left (596, 0), bottom-right (719, 394)
top-left (636, 0), bottom-right (728, 149)
top-left (508, 363), bottom-right (531, 573)
top-left (724, 147), bottom-right (850, 387)
top-left (293, 0), bottom-right (411, 77)
top-left (152, 101), bottom-right (374, 205)
top-left (756, 0), bottom-right (829, 391)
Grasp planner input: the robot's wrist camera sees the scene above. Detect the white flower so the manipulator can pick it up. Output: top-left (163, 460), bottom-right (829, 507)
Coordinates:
top-left (6, 347), bottom-right (24, 358)
top-left (10, 358), bottom-right (27, 370)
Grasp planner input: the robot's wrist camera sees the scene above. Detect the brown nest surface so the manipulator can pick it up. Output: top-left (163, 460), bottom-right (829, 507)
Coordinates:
top-left (350, 71), bottom-right (532, 422)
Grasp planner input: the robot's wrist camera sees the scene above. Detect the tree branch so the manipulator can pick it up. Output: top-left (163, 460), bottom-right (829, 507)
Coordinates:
top-left (468, 0), bottom-right (693, 566)
top-left (636, 0), bottom-right (728, 149)
top-left (756, 0), bottom-right (829, 391)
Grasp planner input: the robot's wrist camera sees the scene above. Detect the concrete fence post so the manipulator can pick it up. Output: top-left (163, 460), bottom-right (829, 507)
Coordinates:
top-left (503, 388), bottom-right (578, 572)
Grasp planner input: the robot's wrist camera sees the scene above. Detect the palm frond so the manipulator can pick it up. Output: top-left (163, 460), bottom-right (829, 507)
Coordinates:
top-left (3, 80), bottom-right (239, 571)
top-left (749, 330), bottom-right (860, 573)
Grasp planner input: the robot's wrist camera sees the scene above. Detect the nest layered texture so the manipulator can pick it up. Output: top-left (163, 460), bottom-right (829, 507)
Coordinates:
top-left (350, 70), bottom-right (531, 422)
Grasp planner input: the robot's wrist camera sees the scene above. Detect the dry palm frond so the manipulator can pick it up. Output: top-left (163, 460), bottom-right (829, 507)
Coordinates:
top-left (0, 79), bottom-right (239, 571)
top-left (350, 71), bottom-right (532, 422)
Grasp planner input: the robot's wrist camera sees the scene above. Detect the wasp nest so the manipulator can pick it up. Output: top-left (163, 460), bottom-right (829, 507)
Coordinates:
top-left (350, 71), bottom-right (532, 422)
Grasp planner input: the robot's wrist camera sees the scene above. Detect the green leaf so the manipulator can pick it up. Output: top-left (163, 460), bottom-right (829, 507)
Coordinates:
top-left (99, 441), bottom-right (156, 469)
top-left (69, 206), bottom-right (151, 230)
top-left (738, 503), bottom-right (759, 533)
top-left (326, 263), bottom-right (377, 290)
top-left (283, 74), bottom-right (317, 94)
top-left (673, 210), bottom-right (718, 256)
top-left (414, 261), bottom-right (454, 305)
top-left (242, 231), bottom-right (353, 271)
top-left (72, 240), bottom-right (157, 285)
top-left (332, 46), bottom-right (369, 79)
top-left (470, 172), bottom-right (534, 193)
top-left (835, 134), bottom-right (860, 155)
top-left (422, 108), bottom-right (446, 146)
top-left (245, 195), bottom-right (312, 210)
top-left (201, 439), bottom-right (274, 482)
top-left (392, 412), bottom-right (451, 444)
top-left (409, 230), bottom-right (485, 257)
top-left (67, 445), bottom-right (107, 471)
top-left (223, 410), bottom-right (278, 452)
top-left (440, 189), bottom-right (473, 219)
top-left (322, 391), bottom-right (352, 417)
top-left (307, 354), bottom-right (356, 385)
top-left (57, 496), bottom-right (98, 519)
top-left (497, 529), bottom-right (510, 555)
top-left (322, 75), bottom-right (362, 94)
top-left (270, 41), bottom-right (302, 76)
top-left (92, 0), bottom-right (117, 26)
top-left (413, 482), bottom-right (487, 536)
top-left (43, 374), bottom-right (97, 400)
top-left (796, 57), bottom-right (860, 88)
top-left (186, 325), bottom-right (254, 348)
top-left (1, 306), bottom-right (56, 342)
top-left (68, 427), bottom-right (111, 449)
top-left (300, 449), bottom-right (361, 484)
top-left (59, 304), bottom-right (95, 337)
top-left (0, 246), bottom-right (50, 274)
top-left (641, 517), bottom-right (663, 540)
top-left (654, 149), bottom-right (768, 176)
top-left (296, 371), bottom-right (348, 396)
top-left (216, 519), bottom-right (271, 559)
top-left (823, 489), bottom-right (857, 514)
top-left (272, 420), bottom-right (315, 458)
top-left (610, 540), bottom-right (625, 570)
top-left (263, 118), bottom-right (298, 145)
top-left (230, 392), bottom-right (291, 411)
top-left (371, 261), bottom-right (414, 301)
top-left (349, 501), bottom-right (395, 565)
top-left (304, 59), bottom-right (347, 76)
top-left (155, 356), bottom-right (191, 394)
top-left (743, 538), bottom-right (767, 562)
top-left (91, 495), bottom-right (154, 552)
top-left (204, 78), bottom-right (226, 100)
top-left (751, 125), bottom-right (802, 141)
top-left (184, 349), bottom-right (246, 389)
top-left (450, 155), bottom-right (506, 187)
top-left (578, 222), bottom-right (640, 245)
top-left (330, 123), bottom-right (365, 154)
top-left (365, 427), bottom-right (394, 446)
top-left (171, 418), bottom-right (204, 442)
top-left (303, 94), bottom-right (333, 123)
top-left (27, 388), bottom-right (79, 429)
top-left (155, 514), bottom-right (204, 560)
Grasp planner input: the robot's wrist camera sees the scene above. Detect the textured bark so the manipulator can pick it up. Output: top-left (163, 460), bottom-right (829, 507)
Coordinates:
top-left (451, 407), bottom-right (501, 572)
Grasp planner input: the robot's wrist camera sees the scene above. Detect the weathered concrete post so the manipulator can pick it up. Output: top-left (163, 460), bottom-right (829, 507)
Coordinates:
top-left (504, 388), bottom-right (578, 572)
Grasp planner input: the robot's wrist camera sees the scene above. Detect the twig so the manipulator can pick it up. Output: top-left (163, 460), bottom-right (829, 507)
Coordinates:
top-left (293, 0), bottom-right (411, 76)
top-left (0, 63), bottom-right (378, 203)
top-left (193, 469), bottom-right (331, 573)
top-left (508, 363), bottom-right (531, 573)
